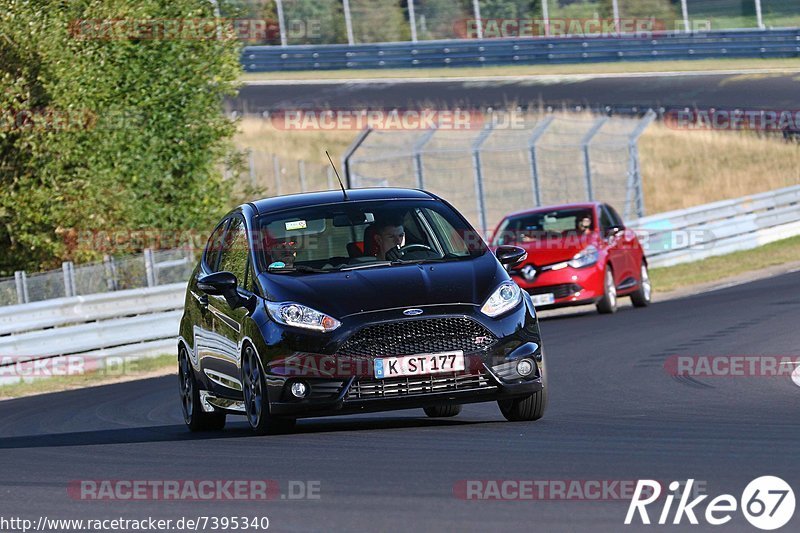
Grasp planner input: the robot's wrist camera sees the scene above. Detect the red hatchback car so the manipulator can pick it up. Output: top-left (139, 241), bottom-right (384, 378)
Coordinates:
top-left (491, 202), bottom-right (651, 313)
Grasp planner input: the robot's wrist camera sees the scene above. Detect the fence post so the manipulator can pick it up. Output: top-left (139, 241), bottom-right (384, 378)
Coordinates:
top-left (342, 127), bottom-right (373, 188)
top-left (754, 0), bottom-right (764, 30)
top-left (14, 271), bottom-right (28, 304)
top-left (248, 149), bottom-right (256, 187)
top-left (62, 261), bottom-right (75, 298)
top-left (528, 116), bottom-right (554, 207)
top-left (471, 0), bottom-right (483, 39)
top-left (144, 249), bottom-right (156, 287)
top-left (611, 0), bottom-right (621, 34)
top-left (104, 255), bottom-right (118, 291)
top-left (298, 160), bottom-right (307, 192)
top-left (342, 0), bottom-right (355, 45)
top-left (272, 154), bottom-right (283, 196)
top-left (327, 166), bottom-right (335, 190)
top-left (580, 117), bottom-right (607, 202)
top-left (471, 123), bottom-right (494, 237)
top-left (408, 0), bottom-right (418, 42)
top-left (628, 110), bottom-right (656, 218)
top-left (680, 0), bottom-right (690, 32)
top-left (541, 0), bottom-right (550, 36)
top-left (275, 0), bottom-right (288, 46)
top-left (412, 127), bottom-right (437, 189)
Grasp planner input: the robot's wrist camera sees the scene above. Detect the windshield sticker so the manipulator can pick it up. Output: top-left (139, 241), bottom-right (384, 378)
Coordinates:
top-left (285, 220), bottom-right (308, 231)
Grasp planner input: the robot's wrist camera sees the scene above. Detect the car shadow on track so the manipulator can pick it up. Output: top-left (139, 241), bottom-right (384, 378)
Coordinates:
top-left (0, 416), bottom-right (496, 449)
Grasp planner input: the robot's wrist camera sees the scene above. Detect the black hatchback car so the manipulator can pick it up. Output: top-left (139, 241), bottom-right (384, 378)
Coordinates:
top-left (178, 188), bottom-right (547, 434)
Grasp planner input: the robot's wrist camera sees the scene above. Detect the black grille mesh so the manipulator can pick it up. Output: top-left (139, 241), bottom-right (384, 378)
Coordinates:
top-left (338, 317), bottom-right (497, 358)
top-left (528, 283), bottom-right (582, 300)
top-left (347, 372), bottom-right (493, 400)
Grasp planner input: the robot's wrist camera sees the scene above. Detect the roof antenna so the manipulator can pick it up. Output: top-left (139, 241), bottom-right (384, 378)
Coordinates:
top-left (326, 150), bottom-right (349, 201)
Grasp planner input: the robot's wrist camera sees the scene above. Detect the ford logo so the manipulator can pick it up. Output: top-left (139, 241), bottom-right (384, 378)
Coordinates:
top-left (403, 308), bottom-right (424, 316)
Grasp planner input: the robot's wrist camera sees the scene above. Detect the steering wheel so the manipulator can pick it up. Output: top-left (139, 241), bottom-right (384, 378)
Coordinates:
top-left (386, 243), bottom-right (432, 261)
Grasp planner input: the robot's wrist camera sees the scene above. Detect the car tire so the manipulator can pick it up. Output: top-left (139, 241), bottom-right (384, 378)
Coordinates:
top-left (242, 344), bottom-right (296, 436)
top-left (423, 404), bottom-right (462, 418)
top-left (498, 388), bottom-right (547, 422)
top-left (596, 267), bottom-right (618, 314)
top-left (178, 347), bottom-right (226, 432)
top-left (631, 262), bottom-right (652, 308)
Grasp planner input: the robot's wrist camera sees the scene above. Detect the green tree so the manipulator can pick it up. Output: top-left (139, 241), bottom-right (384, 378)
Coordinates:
top-left (0, 0), bottom-right (242, 275)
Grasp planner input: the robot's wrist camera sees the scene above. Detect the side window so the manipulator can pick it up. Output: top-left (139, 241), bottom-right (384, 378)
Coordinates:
top-left (217, 217), bottom-right (248, 286)
top-left (606, 205), bottom-right (625, 228)
top-left (203, 219), bottom-right (229, 272)
top-left (599, 206), bottom-right (613, 233)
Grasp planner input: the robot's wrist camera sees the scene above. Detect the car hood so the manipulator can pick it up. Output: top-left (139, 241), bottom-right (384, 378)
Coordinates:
top-left (515, 234), bottom-right (600, 265)
top-left (259, 252), bottom-right (507, 318)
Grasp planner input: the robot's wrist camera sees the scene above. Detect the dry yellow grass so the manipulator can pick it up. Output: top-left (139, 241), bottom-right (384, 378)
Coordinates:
top-left (234, 116), bottom-right (800, 214)
top-left (639, 124), bottom-right (800, 213)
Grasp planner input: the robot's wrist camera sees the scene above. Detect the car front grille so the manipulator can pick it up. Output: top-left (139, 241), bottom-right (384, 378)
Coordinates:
top-left (528, 283), bottom-right (582, 300)
top-left (337, 317), bottom-right (497, 358)
top-left (346, 371), bottom-right (494, 400)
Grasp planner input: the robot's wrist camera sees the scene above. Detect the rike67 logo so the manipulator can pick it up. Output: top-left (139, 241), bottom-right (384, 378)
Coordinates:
top-left (625, 477), bottom-right (795, 530)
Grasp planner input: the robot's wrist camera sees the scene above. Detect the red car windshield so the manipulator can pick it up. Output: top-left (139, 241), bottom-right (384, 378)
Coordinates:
top-left (492, 208), bottom-right (595, 246)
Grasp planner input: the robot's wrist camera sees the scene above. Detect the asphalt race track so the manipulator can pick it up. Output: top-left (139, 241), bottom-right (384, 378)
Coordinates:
top-left (1, 271), bottom-right (799, 532)
top-left (231, 72), bottom-right (800, 114)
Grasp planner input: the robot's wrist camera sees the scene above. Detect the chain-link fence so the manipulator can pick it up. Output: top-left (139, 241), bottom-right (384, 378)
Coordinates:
top-left (3, 248), bottom-right (196, 307)
top-left (245, 0), bottom-right (800, 45)
top-left (242, 148), bottom-right (338, 197)
top-left (346, 112), bottom-right (655, 235)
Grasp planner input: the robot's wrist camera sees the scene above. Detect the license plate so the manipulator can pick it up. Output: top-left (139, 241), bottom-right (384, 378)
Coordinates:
top-left (531, 293), bottom-right (555, 306)
top-left (374, 350), bottom-right (465, 379)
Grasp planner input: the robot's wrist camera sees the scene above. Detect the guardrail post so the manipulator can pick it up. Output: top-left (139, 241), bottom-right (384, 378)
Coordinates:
top-left (14, 271), bottom-right (28, 304)
top-left (755, 0), bottom-right (764, 30)
top-left (62, 262), bottom-right (76, 298)
top-left (298, 160), bottom-right (307, 192)
top-left (471, 0), bottom-right (483, 39)
top-left (472, 122), bottom-right (495, 237)
top-left (541, 0), bottom-right (550, 36)
top-left (580, 117), bottom-right (607, 202)
top-left (680, 0), bottom-right (690, 32)
top-left (104, 255), bottom-right (118, 291)
top-left (342, 0), bottom-right (355, 45)
top-left (528, 116), bottom-right (554, 207)
top-left (412, 127), bottom-right (437, 189)
top-left (144, 249), bottom-right (156, 287)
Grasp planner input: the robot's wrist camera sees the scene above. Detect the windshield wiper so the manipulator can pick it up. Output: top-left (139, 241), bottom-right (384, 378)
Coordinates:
top-left (337, 261), bottom-right (392, 271)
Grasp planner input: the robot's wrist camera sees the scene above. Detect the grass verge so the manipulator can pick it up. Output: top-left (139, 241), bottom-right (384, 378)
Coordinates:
top-left (651, 235), bottom-right (800, 293)
top-left (0, 354), bottom-right (176, 400)
top-left (240, 58), bottom-right (800, 82)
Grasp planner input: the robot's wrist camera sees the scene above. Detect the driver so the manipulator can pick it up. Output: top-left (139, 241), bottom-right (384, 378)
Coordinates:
top-left (371, 216), bottom-right (405, 261)
top-left (575, 214), bottom-right (593, 236)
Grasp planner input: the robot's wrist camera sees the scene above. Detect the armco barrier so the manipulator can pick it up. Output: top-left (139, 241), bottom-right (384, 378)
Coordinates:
top-left (631, 185), bottom-right (800, 268)
top-left (241, 29), bottom-right (800, 71)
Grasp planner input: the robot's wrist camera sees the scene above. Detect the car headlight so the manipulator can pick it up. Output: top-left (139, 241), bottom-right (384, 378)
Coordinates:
top-left (266, 302), bottom-right (341, 332)
top-left (480, 281), bottom-right (522, 318)
top-left (568, 245), bottom-right (599, 269)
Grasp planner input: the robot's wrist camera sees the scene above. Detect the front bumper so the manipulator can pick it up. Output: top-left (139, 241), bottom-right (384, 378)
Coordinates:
top-left (257, 298), bottom-right (545, 419)
top-left (512, 263), bottom-right (605, 309)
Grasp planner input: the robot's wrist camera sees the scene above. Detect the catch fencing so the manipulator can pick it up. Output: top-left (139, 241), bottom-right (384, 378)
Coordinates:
top-left (345, 111), bottom-right (655, 235)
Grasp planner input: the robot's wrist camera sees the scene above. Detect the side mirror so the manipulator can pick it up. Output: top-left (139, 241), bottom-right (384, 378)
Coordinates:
top-left (197, 271), bottom-right (253, 311)
top-left (495, 245), bottom-right (527, 268)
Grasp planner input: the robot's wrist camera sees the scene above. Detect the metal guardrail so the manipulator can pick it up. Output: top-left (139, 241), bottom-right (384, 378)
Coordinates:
top-left (631, 185), bottom-right (800, 267)
top-left (241, 28), bottom-right (800, 71)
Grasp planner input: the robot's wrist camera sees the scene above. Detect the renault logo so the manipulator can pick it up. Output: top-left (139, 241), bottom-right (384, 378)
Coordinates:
top-left (403, 308), bottom-right (424, 316)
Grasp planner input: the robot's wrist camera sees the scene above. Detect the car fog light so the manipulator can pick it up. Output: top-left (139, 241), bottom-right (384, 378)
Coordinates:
top-left (516, 359), bottom-right (534, 377)
top-left (290, 381), bottom-right (308, 399)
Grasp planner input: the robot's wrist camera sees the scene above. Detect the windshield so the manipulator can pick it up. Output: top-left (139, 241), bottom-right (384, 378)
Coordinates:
top-left (255, 199), bottom-right (486, 273)
top-left (492, 208), bottom-right (595, 246)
